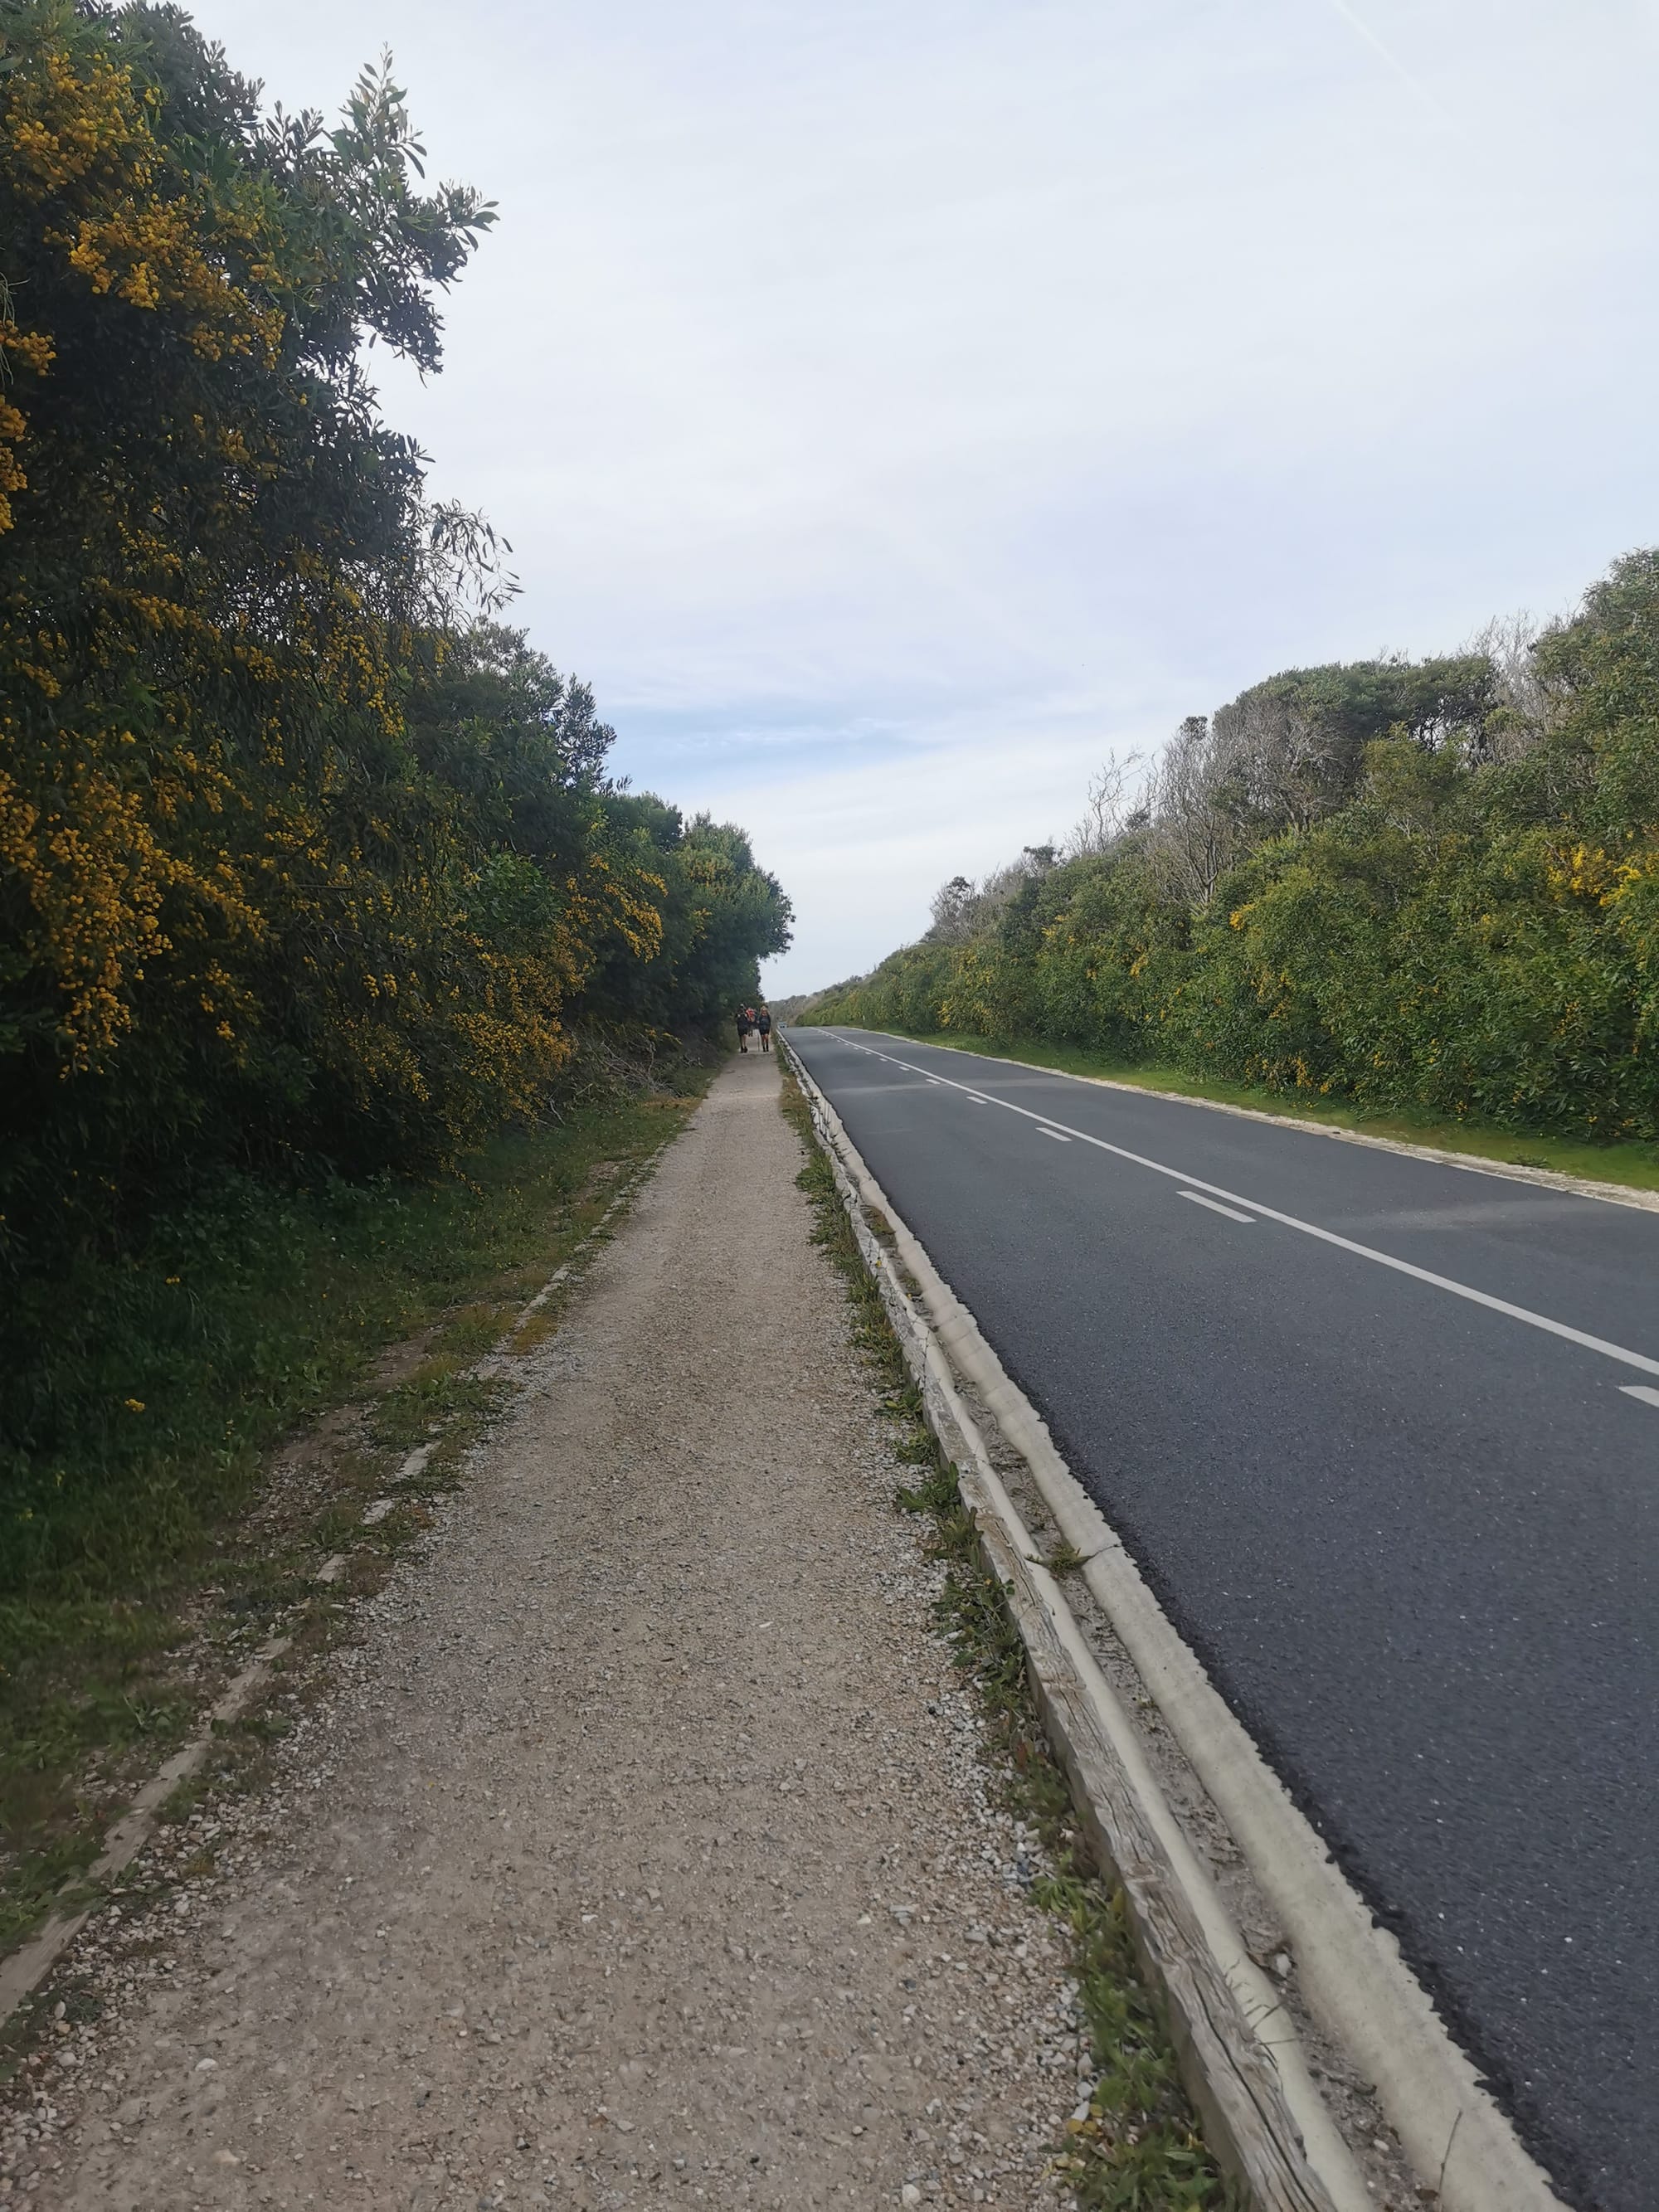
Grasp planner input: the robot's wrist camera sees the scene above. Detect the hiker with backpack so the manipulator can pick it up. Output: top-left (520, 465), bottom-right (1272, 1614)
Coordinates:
top-left (756, 1004), bottom-right (773, 1053)
top-left (736, 1007), bottom-right (753, 1053)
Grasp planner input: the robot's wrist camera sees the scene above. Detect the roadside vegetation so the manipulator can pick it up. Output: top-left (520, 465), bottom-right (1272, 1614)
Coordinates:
top-left (0, 5), bottom-right (785, 1947)
top-left (781, 1066), bottom-right (1237, 2210)
top-left (1, 1054), bottom-right (716, 1960)
top-left (799, 566), bottom-right (1659, 1164)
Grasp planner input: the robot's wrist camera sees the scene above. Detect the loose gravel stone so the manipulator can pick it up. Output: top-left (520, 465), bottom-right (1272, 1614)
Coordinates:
top-left (3, 1055), bottom-right (1082, 2209)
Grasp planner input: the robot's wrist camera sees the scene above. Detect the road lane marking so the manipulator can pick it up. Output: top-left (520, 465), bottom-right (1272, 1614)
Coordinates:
top-left (1622, 1385), bottom-right (1659, 1407)
top-left (1038, 1128), bottom-right (1072, 1143)
top-left (811, 1032), bottom-right (1659, 1383)
top-left (1180, 1190), bottom-right (1254, 1223)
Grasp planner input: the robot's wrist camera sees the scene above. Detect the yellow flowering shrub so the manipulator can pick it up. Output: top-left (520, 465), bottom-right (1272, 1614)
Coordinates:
top-left (0, 7), bottom-right (791, 1294)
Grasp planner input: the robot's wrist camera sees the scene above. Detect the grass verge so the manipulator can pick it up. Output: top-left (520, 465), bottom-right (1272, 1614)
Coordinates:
top-left (1, 1065), bottom-right (716, 1960)
top-left (823, 1025), bottom-right (1659, 1196)
top-left (780, 1062), bottom-right (1238, 2211)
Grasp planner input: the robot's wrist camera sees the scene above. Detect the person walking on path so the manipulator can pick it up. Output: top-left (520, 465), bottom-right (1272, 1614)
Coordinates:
top-left (735, 1005), bottom-right (752, 1053)
top-left (756, 1003), bottom-right (773, 1053)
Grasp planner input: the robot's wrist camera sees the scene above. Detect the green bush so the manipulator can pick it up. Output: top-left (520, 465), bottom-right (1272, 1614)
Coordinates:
top-left (805, 555), bottom-right (1659, 1144)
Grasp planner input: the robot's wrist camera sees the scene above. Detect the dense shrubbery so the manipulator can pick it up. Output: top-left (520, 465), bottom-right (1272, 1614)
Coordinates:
top-left (804, 556), bottom-right (1659, 1142)
top-left (0, 0), bottom-right (791, 1295)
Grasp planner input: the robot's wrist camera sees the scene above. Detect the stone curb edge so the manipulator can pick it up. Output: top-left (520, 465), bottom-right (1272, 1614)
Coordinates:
top-left (782, 1035), bottom-right (1569, 2212)
top-left (784, 1042), bottom-right (1356, 2210)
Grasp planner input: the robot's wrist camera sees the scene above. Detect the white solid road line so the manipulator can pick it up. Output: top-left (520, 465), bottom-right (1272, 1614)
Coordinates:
top-left (1180, 1190), bottom-right (1255, 1223)
top-left (1038, 1128), bottom-right (1072, 1143)
top-left (1622, 1384), bottom-right (1659, 1407)
top-left (821, 1032), bottom-right (1659, 1385)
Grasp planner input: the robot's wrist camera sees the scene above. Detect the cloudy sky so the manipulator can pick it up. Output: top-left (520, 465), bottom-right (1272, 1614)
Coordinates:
top-left (189, 0), bottom-right (1659, 992)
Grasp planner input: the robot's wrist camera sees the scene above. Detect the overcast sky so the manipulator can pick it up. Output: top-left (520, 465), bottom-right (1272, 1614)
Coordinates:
top-left (188, 0), bottom-right (1659, 992)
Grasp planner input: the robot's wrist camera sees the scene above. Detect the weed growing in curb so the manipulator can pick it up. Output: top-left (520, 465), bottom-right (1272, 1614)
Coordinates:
top-left (1045, 1541), bottom-right (1091, 1578)
top-left (778, 1063), bottom-right (1238, 2211)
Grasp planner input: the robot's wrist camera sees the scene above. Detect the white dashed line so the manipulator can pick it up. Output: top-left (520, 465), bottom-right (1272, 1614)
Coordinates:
top-left (1038, 1129), bottom-right (1072, 1143)
top-left (810, 1032), bottom-right (1659, 1384)
top-left (1179, 1190), bottom-right (1254, 1223)
top-left (1621, 1384), bottom-right (1659, 1407)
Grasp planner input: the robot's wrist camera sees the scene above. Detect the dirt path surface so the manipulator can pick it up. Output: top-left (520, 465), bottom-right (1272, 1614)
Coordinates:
top-left (15, 1054), bottom-right (1083, 2210)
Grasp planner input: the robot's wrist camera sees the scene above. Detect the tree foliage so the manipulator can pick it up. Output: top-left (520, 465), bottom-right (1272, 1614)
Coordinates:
top-left (0, 0), bottom-right (791, 1293)
top-left (804, 557), bottom-right (1659, 1141)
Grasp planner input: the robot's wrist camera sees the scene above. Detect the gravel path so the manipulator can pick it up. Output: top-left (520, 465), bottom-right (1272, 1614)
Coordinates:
top-left (9, 1053), bottom-right (1084, 2210)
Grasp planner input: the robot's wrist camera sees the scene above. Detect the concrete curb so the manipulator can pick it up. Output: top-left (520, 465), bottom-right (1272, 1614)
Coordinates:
top-left (786, 1043), bottom-right (1360, 2212)
top-left (783, 1037), bottom-right (1570, 2212)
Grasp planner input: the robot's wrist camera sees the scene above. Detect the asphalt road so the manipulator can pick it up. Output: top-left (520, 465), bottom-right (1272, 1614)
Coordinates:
top-left (786, 1024), bottom-right (1659, 2212)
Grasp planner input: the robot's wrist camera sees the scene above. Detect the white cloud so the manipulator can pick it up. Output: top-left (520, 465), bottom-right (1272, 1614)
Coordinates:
top-left (187, 0), bottom-right (1659, 988)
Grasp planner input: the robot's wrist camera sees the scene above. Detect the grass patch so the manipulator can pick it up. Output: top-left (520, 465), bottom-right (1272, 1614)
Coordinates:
top-left (0, 1071), bottom-right (716, 1957)
top-left (369, 1363), bottom-right (507, 1454)
top-left (844, 1026), bottom-right (1659, 1196)
top-left (781, 1062), bottom-right (1237, 2210)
